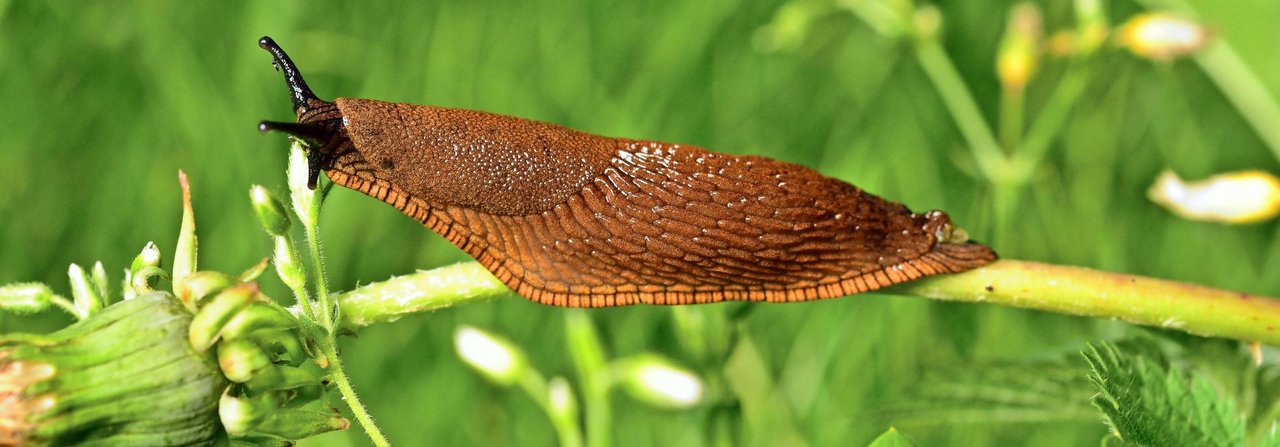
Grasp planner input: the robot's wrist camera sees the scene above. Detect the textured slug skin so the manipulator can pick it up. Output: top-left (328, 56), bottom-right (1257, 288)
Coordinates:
top-left (322, 98), bottom-right (997, 307)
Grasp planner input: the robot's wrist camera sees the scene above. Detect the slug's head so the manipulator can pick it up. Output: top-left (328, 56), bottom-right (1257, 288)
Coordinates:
top-left (922, 210), bottom-right (975, 245)
top-left (256, 36), bottom-right (349, 189)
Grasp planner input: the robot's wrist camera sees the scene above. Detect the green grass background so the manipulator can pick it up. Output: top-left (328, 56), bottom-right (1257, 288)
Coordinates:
top-left (2, 0), bottom-right (1279, 445)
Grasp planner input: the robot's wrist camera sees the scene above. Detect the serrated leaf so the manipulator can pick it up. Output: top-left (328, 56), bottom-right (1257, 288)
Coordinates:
top-left (871, 359), bottom-right (1096, 427)
top-left (867, 427), bottom-right (916, 447)
top-left (1084, 342), bottom-right (1245, 447)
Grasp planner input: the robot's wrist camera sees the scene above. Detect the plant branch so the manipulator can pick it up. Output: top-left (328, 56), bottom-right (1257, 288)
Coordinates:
top-left (338, 260), bottom-right (1280, 346)
top-left (336, 262), bottom-right (509, 329)
top-left (888, 260), bottom-right (1280, 345)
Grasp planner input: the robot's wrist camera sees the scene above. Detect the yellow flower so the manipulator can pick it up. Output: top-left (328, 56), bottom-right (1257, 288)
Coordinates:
top-left (1148, 170), bottom-right (1280, 224)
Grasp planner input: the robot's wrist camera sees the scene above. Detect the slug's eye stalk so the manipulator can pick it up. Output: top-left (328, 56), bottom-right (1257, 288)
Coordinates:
top-left (258, 121), bottom-right (328, 148)
top-left (258, 36), bottom-right (349, 190)
top-left (258, 36), bottom-right (323, 114)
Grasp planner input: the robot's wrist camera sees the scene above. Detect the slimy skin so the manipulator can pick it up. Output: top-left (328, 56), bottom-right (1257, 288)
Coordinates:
top-left (257, 36), bottom-right (997, 307)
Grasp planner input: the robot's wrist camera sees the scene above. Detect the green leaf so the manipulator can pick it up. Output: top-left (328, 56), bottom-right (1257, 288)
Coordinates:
top-left (868, 427), bottom-right (917, 447)
top-left (1083, 342), bottom-right (1245, 447)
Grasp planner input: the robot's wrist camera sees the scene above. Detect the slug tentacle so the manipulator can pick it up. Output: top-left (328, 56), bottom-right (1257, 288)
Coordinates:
top-left (257, 36), bottom-right (998, 307)
top-left (258, 36), bottom-right (324, 114)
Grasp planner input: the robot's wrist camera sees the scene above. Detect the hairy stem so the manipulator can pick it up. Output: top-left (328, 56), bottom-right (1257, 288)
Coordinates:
top-left (304, 213), bottom-right (334, 332)
top-left (336, 263), bottom-right (509, 329)
top-left (338, 260), bottom-right (1280, 345)
top-left (319, 340), bottom-right (391, 447)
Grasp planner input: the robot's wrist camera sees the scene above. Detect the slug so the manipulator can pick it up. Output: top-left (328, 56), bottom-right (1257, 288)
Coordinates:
top-left (255, 36), bottom-right (997, 307)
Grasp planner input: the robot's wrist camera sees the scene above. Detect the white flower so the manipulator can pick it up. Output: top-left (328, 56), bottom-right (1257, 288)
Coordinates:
top-left (1148, 170), bottom-right (1280, 224)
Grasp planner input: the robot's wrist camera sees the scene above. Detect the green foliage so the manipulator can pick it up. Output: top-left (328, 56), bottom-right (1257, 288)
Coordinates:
top-left (3, 0), bottom-right (1280, 445)
top-left (1084, 341), bottom-right (1245, 447)
top-left (868, 427), bottom-right (917, 447)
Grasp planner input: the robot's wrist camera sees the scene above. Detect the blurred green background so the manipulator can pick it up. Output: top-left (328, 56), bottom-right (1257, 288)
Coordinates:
top-left (3, 0), bottom-right (1279, 445)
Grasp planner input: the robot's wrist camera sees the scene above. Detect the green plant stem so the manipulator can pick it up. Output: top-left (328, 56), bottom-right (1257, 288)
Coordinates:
top-left (340, 260), bottom-right (1280, 346)
top-left (304, 220), bottom-right (334, 332)
top-left (889, 260), bottom-right (1280, 345)
top-left (1020, 61), bottom-right (1091, 171)
top-left (48, 294), bottom-right (79, 317)
top-left (1137, 0), bottom-right (1280, 164)
top-left (999, 86), bottom-right (1024, 153)
top-left (520, 370), bottom-right (584, 447)
top-left (914, 38), bottom-right (1010, 184)
top-left (335, 262), bottom-right (508, 329)
top-left (565, 310), bottom-right (611, 447)
top-left (318, 340), bottom-right (390, 447)
top-left (1193, 42), bottom-right (1280, 164)
top-left (276, 234), bottom-right (317, 322)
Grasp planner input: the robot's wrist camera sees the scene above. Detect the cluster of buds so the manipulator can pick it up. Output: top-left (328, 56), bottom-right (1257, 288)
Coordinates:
top-left (179, 272), bottom-right (348, 442)
top-left (1, 170), bottom-right (347, 445)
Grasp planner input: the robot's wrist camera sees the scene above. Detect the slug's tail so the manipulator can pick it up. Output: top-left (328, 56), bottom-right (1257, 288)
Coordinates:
top-left (258, 36), bottom-right (325, 114)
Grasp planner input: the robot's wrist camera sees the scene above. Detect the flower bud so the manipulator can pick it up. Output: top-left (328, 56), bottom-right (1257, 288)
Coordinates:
top-left (1118, 13), bottom-right (1209, 61)
top-left (547, 376), bottom-right (579, 421)
top-left (189, 283), bottom-right (261, 352)
top-left (1, 293), bottom-right (227, 445)
top-left (127, 242), bottom-right (164, 300)
top-left (1148, 169), bottom-right (1280, 224)
top-left (130, 241), bottom-right (163, 276)
top-left (251, 185), bottom-right (292, 237)
top-left (288, 144), bottom-right (318, 224)
top-left (912, 6), bottom-right (942, 42)
top-left (220, 387), bottom-right (286, 436)
top-left (67, 263), bottom-right (102, 318)
top-left (996, 3), bottom-right (1042, 90)
top-left (175, 270), bottom-right (238, 308)
top-left (618, 355), bottom-right (703, 409)
top-left (173, 170), bottom-right (199, 290)
top-left (454, 326), bottom-right (529, 386)
top-left (272, 237), bottom-right (307, 294)
top-left (0, 283), bottom-right (54, 314)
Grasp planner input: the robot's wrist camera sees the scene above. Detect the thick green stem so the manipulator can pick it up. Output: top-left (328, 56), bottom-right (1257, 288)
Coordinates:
top-left (336, 263), bottom-right (508, 329)
top-left (889, 260), bottom-right (1280, 345)
top-left (339, 260), bottom-right (1280, 346)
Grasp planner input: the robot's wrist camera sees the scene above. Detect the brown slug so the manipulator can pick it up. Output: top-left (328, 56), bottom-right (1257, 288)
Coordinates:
top-left (255, 36), bottom-right (997, 307)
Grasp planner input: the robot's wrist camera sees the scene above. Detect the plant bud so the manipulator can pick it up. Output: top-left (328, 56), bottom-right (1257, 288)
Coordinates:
top-left (996, 3), bottom-right (1042, 90)
top-left (0, 283), bottom-right (54, 314)
top-left (251, 185), bottom-right (292, 237)
top-left (454, 326), bottom-right (529, 386)
top-left (618, 354), bottom-right (704, 409)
